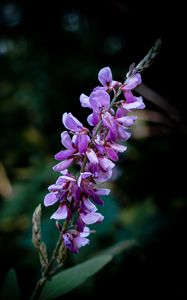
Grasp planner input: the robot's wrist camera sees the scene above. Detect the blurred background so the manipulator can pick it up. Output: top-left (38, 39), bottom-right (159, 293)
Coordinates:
top-left (0, 0), bottom-right (186, 299)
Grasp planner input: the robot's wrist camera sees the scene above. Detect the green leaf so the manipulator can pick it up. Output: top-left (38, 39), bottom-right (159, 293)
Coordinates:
top-left (1, 269), bottom-right (20, 300)
top-left (99, 239), bottom-right (138, 256)
top-left (40, 255), bottom-right (112, 300)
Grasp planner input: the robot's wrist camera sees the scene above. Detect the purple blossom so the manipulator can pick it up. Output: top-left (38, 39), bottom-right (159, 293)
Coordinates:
top-left (44, 66), bottom-right (145, 253)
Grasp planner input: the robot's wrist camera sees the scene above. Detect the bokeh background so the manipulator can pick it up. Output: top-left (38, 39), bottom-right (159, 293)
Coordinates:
top-left (0, 0), bottom-right (186, 299)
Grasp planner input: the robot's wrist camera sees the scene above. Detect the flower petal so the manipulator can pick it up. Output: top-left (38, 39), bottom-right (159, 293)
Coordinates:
top-left (80, 211), bottom-right (104, 224)
top-left (62, 112), bottom-right (83, 132)
top-left (74, 236), bottom-right (90, 248)
top-left (117, 116), bottom-right (137, 127)
top-left (98, 66), bottom-right (112, 86)
top-left (80, 93), bottom-right (91, 108)
top-left (123, 73), bottom-right (142, 90)
top-left (107, 148), bottom-right (119, 161)
top-left (117, 126), bottom-right (131, 141)
top-left (54, 149), bottom-right (75, 160)
top-left (123, 91), bottom-right (145, 110)
top-left (63, 233), bottom-right (78, 253)
top-left (80, 226), bottom-right (91, 237)
top-left (95, 188), bottom-right (111, 196)
top-left (86, 149), bottom-right (98, 164)
top-left (83, 198), bottom-right (97, 212)
top-left (89, 90), bottom-right (110, 112)
top-left (50, 205), bottom-right (68, 220)
top-left (110, 143), bottom-right (127, 152)
top-left (99, 157), bottom-right (115, 171)
top-left (76, 134), bottom-right (89, 153)
top-left (53, 158), bottom-right (74, 172)
top-left (61, 131), bottom-right (73, 149)
top-left (44, 192), bottom-right (58, 206)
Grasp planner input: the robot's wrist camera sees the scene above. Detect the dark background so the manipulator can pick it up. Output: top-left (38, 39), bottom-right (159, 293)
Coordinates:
top-left (0, 0), bottom-right (186, 299)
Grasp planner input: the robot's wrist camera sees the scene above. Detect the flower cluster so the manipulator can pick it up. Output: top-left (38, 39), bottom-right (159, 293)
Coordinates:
top-left (44, 67), bottom-right (145, 253)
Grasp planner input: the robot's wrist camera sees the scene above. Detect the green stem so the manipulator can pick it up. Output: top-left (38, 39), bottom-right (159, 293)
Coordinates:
top-left (29, 221), bottom-right (68, 300)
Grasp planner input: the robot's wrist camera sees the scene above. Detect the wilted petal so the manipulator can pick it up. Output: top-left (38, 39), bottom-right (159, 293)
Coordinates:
top-left (62, 112), bottom-right (83, 132)
top-left (50, 205), bottom-right (68, 220)
top-left (61, 131), bottom-right (74, 149)
top-left (86, 149), bottom-right (98, 164)
top-left (80, 93), bottom-right (91, 108)
top-left (53, 158), bottom-right (74, 172)
top-left (99, 157), bottom-right (115, 171)
top-left (44, 192), bottom-right (58, 206)
top-left (54, 149), bottom-right (75, 160)
top-left (98, 66), bottom-right (112, 86)
top-left (123, 73), bottom-right (142, 90)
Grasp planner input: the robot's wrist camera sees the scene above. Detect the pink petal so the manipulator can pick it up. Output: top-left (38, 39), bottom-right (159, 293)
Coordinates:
top-left (60, 175), bottom-right (76, 181)
top-left (117, 126), bottom-right (131, 141)
top-left (80, 212), bottom-right (104, 224)
top-left (106, 148), bottom-right (118, 161)
top-left (77, 172), bottom-right (92, 187)
top-left (111, 143), bottom-right (127, 152)
top-left (117, 116), bottom-right (137, 127)
top-left (76, 134), bottom-right (89, 153)
top-left (50, 205), bottom-right (68, 220)
top-left (124, 73), bottom-right (142, 90)
top-left (62, 112), bottom-right (83, 132)
top-left (54, 149), bottom-right (75, 160)
top-left (86, 149), bottom-right (98, 164)
top-left (61, 131), bottom-right (73, 149)
top-left (124, 91), bottom-right (145, 110)
top-left (80, 226), bottom-right (91, 237)
top-left (96, 169), bottom-right (113, 182)
top-left (74, 236), bottom-right (89, 248)
top-left (53, 158), bottom-right (74, 172)
top-left (99, 157), bottom-right (115, 171)
top-left (84, 198), bottom-right (97, 212)
top-left (89, 90), bottom-right (110, 112)
top-left (98, 66), bottom-right (112, 86)
top-left (103, 112), bottom-right (116, 131)
top-left (95, 188), bottom-right (111, 196)
top-left (80, 93), bottom-right (91, 108)
top-left (44, 192), bottom-right (58, 206)
top-left (87, 113), bottom-right (94, 126)
top-left (116, 107), bottom-right (127, 118)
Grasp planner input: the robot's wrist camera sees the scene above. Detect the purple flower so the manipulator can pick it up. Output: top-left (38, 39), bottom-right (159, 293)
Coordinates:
top-left (44, 66), bottom-right (145, 253)
top-left (122, 73), bottom-right (142, 91)
top-left (122, 91), bottom-right (145, 111)
top-left (63, 227), bottom-right (91, 254)
top-left (98, 67), bottom-right (120, 90)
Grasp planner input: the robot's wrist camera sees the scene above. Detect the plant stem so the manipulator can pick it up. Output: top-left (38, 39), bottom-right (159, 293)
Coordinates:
top-left (29, 221), bottom-right (68, 300)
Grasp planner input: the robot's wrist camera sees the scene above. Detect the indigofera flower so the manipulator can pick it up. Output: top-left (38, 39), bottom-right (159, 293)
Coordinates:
top-left (44, 66), bottom-right (145, 253)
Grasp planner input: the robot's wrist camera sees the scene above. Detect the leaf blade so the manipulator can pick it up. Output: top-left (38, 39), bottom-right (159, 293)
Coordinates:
top-left (40, 254), bottom-right (112, 300)
top-left (1, 269), bottom-right (20, 300)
